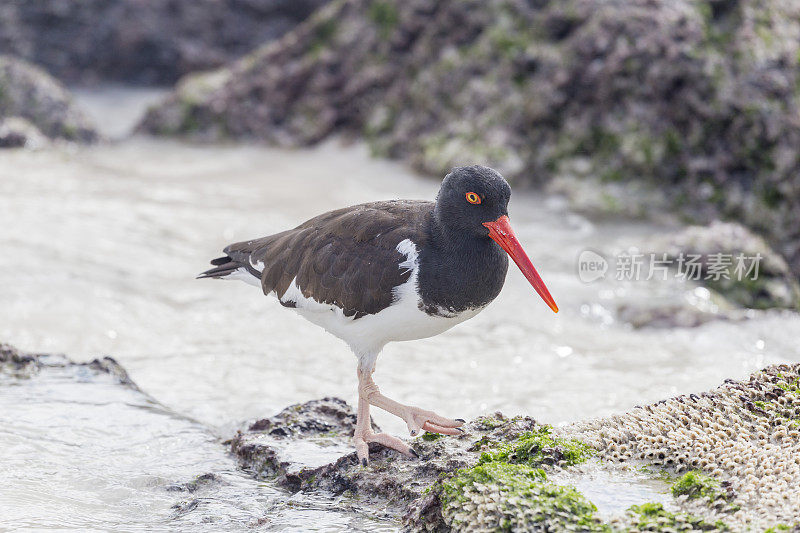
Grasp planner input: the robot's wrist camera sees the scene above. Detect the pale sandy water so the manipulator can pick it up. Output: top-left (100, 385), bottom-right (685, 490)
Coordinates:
top-left (1, 88), bottom-right (800, 530)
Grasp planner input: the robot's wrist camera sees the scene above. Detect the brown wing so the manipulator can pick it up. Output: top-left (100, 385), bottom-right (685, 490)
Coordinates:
top-left (223, 200), bottom-right (433, 318)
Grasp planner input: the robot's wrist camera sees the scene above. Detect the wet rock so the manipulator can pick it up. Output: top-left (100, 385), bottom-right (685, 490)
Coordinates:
top-left (0, 56), bottom-right (98, 143)
top-left (231, 405), bottom-right (543, 515)
top-left (0, 342), bottom-right (139, 387)
top-left (0, 342), bottom-right (40, 373)
top-left (138, 0), bottom-right (800, 279)
top-left (0, 117), bottom-right (47, 148)
top-left (0, 0), bottom-right (331, 85)
top-left (650, 221), bottom-right (800, 310)
top-left (234, 369), bottom-right (800, 531)
top-left (246, 396), bottom-right (361, 437)
top-left (166, 473), bottom-right (224, 493)
top-left (614, 287), bottom-right (753, 328)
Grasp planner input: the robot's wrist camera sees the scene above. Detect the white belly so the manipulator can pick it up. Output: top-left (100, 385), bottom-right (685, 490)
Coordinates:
top-left (277, 238), bottom-right (486, 369)
top-left (291, 278), bottom-right (483, 352)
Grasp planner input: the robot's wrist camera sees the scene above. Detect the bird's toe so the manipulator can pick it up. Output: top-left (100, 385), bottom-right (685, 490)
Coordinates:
top-left (353, 433), bottom-right (370, 466)
top-left (366, 431), bottom-right (416, 458)
top-left (422, 421), bottom-right (463, 435)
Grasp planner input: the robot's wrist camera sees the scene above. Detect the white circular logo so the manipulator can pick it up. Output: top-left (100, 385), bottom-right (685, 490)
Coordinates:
top-left (577, 250), bottom-right (608, 283)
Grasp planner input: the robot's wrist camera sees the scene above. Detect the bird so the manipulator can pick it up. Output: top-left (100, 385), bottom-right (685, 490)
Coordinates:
top-left (199, 165), bottom-right (558, 465)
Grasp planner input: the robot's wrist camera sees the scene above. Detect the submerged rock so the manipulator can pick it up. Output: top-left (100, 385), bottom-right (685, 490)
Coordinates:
top-left (0, 342), bottom-right (132, 382)
top-left (0, 0), bottom-right (331, 85)
top-left (138, 0), bottom-right (800, 280)
top-left (649, 221), bottom-right (800, 310)
top-left (0, 116), bottom-right (48, 149)
top-left (0, 56), bottom-right (97, 144)
top-left (616, 299), bottom-right (747, 329)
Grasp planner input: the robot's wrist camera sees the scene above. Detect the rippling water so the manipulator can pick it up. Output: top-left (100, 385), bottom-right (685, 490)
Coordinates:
top-left (1, 89), bottom-right (799, 530)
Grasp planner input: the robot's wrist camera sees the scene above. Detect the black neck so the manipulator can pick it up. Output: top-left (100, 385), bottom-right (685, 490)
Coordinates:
top-left (416, 215), bottom-right (509, 315)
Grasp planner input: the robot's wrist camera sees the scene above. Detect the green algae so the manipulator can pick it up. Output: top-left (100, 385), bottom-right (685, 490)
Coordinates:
top-left (748, 373), bottom-right (800, 427)
top-left (441, 462), bottom-right (545, 504)
top-left (368, 1), bottom-right (399, 40)
top-left (669, 471), bottom-right (740, 514)
top-left (440, 462), bottom-right (609, 532)
top-left (765, 525), bottom-right (795, 532)
top-left (435, 425), bottom-right (607, 531)
top-left (671, 470), bottom-right (724, 501)
top-left (473, 414), bottom-right (507, 430)
top-left (477, 425), bottom-right (594, 468)
top-left (776, 374), bottom-right (800, 394)
top-left (420, 431), bottom-right (443, 442)
top-left (627, 502), bottom-right (729, 531)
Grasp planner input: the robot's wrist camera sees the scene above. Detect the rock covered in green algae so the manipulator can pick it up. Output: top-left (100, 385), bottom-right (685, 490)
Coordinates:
top-left (440, 462), bottom-right (607, 532)
top-left (620, 502), bottom-right (730, 532)
top-left (138, 0), bottom-right (800, 280)
top-left (0, 55), bottom-right (98, 144)
top-left (231, 404), bottom-right (612, 531)
top-left (670, 471), bottom-right (735, 504)
top-left (232, 368), bottom-right (800, 532)
top-left (233, 404), bottom-right (632, 531)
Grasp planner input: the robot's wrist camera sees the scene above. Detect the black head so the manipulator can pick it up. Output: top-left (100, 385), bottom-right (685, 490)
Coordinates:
top-left (431, 165), bottom-right (559, 313)
top-left (434, 165), bottom-right (512, 237)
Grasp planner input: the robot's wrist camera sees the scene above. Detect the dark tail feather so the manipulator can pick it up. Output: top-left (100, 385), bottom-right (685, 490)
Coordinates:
top-left (197, 257), bottom-right (241, 279)
top-left (209, 256), bottom-right (231, 266)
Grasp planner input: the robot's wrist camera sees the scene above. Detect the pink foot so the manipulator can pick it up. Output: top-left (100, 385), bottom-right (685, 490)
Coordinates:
top-left (398, 405), bottom-right (465, 437)
top-left (353, 428), bottom-right (418, 466)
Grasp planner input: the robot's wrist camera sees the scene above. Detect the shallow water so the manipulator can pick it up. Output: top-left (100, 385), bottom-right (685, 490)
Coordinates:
top-left (0, 357), bottom-right (398, 531)
top-left (2, 89), bottom-right (800, 530)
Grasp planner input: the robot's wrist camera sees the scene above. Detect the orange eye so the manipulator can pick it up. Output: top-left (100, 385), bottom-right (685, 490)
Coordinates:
top-left (466, 192), bottom-right (481, 204)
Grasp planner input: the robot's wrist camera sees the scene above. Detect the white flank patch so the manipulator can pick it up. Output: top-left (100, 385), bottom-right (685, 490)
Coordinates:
top-left (223, 267), bottom-right (261, 287)
top-left (249, 257), bottom-right (265, 273)
top-left (274, 238), bottom-right (484, 371)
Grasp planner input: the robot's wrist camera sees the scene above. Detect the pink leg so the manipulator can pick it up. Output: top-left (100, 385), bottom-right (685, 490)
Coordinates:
top-left (354, 383), bottom-right (418, 466)
top-left (357, 369), bottom-right (464, 439)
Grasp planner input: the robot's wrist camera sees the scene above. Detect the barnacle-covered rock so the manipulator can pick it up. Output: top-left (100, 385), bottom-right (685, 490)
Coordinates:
top-left (566, 363), bottom-right (800, 529)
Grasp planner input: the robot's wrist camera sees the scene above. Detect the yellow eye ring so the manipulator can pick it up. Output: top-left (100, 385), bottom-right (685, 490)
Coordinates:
top-left (466, 192), bottom-right (481, 204)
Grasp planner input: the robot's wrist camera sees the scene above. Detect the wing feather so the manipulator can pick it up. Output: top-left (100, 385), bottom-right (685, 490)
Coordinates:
top-left (221, 200), bottom-right (432, 318)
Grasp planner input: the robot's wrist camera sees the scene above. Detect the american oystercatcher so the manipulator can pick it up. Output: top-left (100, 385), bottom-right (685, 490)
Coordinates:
top-left (199, 165), bottom-right (558, 464)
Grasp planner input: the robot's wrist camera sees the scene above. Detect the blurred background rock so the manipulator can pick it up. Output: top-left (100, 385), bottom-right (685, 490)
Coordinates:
top-left (139, 0), bottom-right (800, 282)
top-left (0, 0), bottom-right (330, 85)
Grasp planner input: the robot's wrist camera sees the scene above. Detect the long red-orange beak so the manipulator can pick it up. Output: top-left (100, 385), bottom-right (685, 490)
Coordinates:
top-left (483, 215), bottom-right (559, 313)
